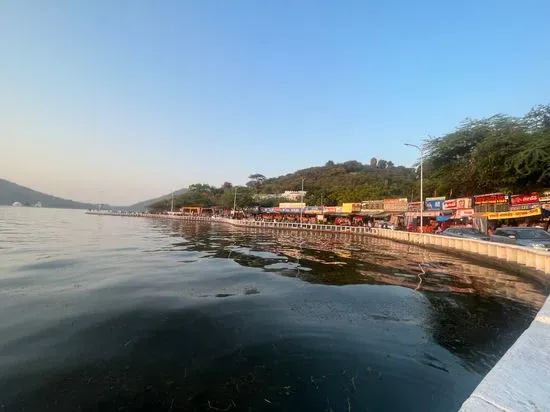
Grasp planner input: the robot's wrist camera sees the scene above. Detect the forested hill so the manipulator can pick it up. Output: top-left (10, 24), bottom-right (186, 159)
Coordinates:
top-left (256, 159), bottom-right (416, 206)
top-left (0, 179), bottom-right (98, 209)
top-left (147, 160), bottom-right (416, 211)
top-left (150, 103), bottom-right (550, 211)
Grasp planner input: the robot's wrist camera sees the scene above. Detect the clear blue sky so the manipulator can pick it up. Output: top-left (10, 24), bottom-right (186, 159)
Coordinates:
top-left (1, 0), bottom-right (549, 205)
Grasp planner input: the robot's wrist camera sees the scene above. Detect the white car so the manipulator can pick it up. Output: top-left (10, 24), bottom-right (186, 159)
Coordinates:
top-left (375, 221), bottom-right (396, 230)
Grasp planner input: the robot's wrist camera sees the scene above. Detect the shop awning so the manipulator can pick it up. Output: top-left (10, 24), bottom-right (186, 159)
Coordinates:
top-left (485, 207), bottom-right (542, 220)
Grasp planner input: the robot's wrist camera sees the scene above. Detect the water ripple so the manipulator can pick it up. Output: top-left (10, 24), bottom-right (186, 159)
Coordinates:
top-left (0, 207), bottom-right (546, 411)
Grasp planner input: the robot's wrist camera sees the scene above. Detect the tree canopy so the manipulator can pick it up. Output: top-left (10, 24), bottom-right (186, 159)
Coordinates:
top-left (149, 159), bottom-right (416, 211)
top-left (148, 103), bottom-right (550, 211)
top-left (423, 104), bottom-right (550, 197)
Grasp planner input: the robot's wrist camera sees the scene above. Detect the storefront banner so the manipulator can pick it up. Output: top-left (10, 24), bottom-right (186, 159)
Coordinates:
top-left (474, 193), bottom-right (508, 205)
top-left (540, 192), bottom-right (550, 202)
top-left (405, 211), bottom-right (441, 217)
top-left (424, 197), bottom-right (445, 211)
top-left (279, 208), bottom-right (304, 213)
top-left (342, 203), bottom-right (362, 213)
top-left (383, 198), bottom-right (408, 212)
top-left (511, 193), bottom-right (540, 205)
top-left (407, 202), bottom-right (422, 212)
top-left (453, 208), bottom-right (475, 218)
top-left (360, 209), bottom-right (384, 215)
top-left (443, 197), bottom-right (472, 210)
top-left (361, 200), bottom-right (384, 211)
top-left (323, 206), bottom-right (343, 214)
top-left (485, 207), bottom-right (542, 220)
top-left (304, 206), bottom-right (323, 214)
top-left (279, 202), bottom-right (305, 209)
top-left (259, 207), bottom-right (282, 213)
top-left (510, 203), bottom-right (542, 211)
top-left (543, 203), bottom-right (550, 211)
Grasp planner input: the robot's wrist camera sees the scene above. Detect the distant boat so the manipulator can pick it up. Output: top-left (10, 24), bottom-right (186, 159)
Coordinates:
top-left (11, 201), bottom-right (22, 207)
top-left (34, 201), bottom-right (42, 207)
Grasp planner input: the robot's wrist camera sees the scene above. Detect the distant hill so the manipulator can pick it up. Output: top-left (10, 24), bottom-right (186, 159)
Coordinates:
top-left (0, 179), bottom-right (99, 209)
top-left (256, 159), bottom-right (417, 205)
top-left (146, 159), bottom-right (418, 212)
top-left (127, 188), bottom-right (188, 211)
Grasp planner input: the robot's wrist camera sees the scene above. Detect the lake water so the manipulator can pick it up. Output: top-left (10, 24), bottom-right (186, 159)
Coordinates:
top-left (0, 207), bottom-right (547, 411)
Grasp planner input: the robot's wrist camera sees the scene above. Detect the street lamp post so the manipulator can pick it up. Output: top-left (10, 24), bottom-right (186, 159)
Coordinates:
top-left (300, 178), bottom-right (304, 226)
top-left (405, 143), bottom-right (424, 233)
top-left (233, 187), bottom-right (237, 218)
top-left (170, 189), bottom-right (174, 213)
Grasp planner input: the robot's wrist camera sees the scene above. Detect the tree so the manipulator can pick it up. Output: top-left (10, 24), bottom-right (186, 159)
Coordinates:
top-left (247, 173), bottom-right (266, 189)
top-left (423, 106), bottom-right (550, 196)
top-left (325, 160), bottom-right (335, 167)
top-left (377, 159), bottom-right (388, 169)
top-left (248, 173), bottom-right (266, 184)
top-left (342, 160), bottom-right (363, 172)
top-left (234, 186), bottom-right (254, 209)
top-left (370, 157), bottom-right (378, 168)
top-left (524, 104), bottom-right (550, 133)
top-left (187, 183), bottom-right (217, 194)
top-left (218, 189), bottom-right (237, 209)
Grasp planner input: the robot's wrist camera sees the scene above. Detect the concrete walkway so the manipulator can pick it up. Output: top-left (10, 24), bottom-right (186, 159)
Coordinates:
top-left (460, 296), bottom-right (550, 411)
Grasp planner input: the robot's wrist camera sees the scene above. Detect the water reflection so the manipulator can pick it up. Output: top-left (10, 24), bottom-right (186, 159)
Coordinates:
top-left (150, 219), bottom-right (547, 377)
top-left (1, 211), bottom-right (547, 412)
top-left (163, 220), bottom-right (547, 308)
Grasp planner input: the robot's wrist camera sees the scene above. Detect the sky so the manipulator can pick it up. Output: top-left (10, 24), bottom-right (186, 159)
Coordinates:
top-left (1, 0), bottom-right (549, 205)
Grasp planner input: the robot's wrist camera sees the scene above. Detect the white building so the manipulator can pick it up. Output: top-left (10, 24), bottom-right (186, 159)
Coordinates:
top-left (253, 193), bottom-right (279, 200)
top-left (281, 190), bottom-right (307, 201)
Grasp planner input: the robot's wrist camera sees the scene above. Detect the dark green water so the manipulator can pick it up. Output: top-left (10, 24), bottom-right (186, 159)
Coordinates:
top-left (0, 208), bottom-right (546, 411)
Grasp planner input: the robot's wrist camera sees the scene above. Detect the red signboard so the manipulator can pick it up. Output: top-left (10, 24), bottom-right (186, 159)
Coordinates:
top-left (511, 193), bottom-right (540, 205)
top-left (473, 193), bottom-right (508, 205)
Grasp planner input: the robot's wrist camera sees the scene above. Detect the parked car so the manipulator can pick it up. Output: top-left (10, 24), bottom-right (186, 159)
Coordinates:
top-left (442, 227), bottom-right (489, 240)
top-left (491, 227), bottom-right (550, 251)
top-left (375, 221), bottom-right (396, 230)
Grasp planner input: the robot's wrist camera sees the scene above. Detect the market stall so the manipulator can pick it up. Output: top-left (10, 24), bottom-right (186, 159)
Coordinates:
top-left (383, 198), bottom-right (408, 229)
top-left (405, 197), bottom-right (452, 232)
top-left (443, 197), bottom-right (475, 225)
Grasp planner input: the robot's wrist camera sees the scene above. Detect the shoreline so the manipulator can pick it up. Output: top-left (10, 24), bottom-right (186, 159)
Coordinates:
top-left (86, 211), bottom-right (550, 276)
